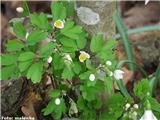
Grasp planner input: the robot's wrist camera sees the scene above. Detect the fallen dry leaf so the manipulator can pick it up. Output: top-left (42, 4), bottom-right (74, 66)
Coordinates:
top-left (21, 92), bottom-right (42, 120)
top-left (123, 2), bottom-right (160, 28)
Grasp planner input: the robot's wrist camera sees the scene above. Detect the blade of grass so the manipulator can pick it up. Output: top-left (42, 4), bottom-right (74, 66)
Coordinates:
top-left (114, 11), bottom-right (135, 70)
top-left (22, 1), bottom-right (30, 16)
top-left (115, 59), bottom-right (148, 98)
top-left (150, 64), bottom-right (160, 95)
top-left (116, 60), bottom-right (148, 78)
top-left (114, 25), bottom-right (160, 40)
top-left (156, 64), bottom-right (160, 84)
top-left (116, 79), bottom-right (131, 98)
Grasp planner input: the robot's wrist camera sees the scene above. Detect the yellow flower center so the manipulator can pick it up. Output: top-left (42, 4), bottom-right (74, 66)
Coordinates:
top-left (54, 20), bottom-right (63, 27)
top-left (79, 53), bottom-right (87, 61)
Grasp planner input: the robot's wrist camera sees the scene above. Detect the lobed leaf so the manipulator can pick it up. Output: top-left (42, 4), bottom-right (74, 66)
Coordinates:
top-left (13, 21), bottom-right (26, 38)
top-left (26, 62), bottom-right (43, 83)
top-left (6, 39), bottom-right (24, 51)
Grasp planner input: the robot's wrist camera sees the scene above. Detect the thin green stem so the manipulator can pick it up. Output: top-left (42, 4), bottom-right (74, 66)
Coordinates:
top-left (114, 11), bottom-right (135, 71)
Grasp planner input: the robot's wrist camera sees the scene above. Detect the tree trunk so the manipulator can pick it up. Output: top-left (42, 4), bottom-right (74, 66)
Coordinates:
top-left (1, 78), bottom-right (29, 116)
top-left (75, 1), bottom-right (117, 39)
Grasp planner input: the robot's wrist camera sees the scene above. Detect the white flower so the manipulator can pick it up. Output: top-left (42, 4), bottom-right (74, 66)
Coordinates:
top-left (89, 74), bottom-right (95, 81)
top-left (140, 110), bottom-right (157, 120)
top-left (125, 103), bottom-right (131, 110)
top-left (55, 98), bottom-right (61, 105)
top-left (114, 69), bottom-right (124, 80)
top-left (16, 7), bottom-right (24, 13)
top-left (106, 60), bottom-right (112, 66)
top-left (133, 104), bottom-right (139, 109)
top-left (79, 51), bottom-right (90, 62)
top-left (47, 56), bottom-right (52, 63)
top-left (109, 71), bottom-right (113, 77)
top-left (54, 20), bottom-right (64, 29)
top-left (25, 32), bottom-right (29, 39)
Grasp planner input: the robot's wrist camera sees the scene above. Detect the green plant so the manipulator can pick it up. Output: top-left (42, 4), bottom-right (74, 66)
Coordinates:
top-left (1, 1), bottom-right (160, 120)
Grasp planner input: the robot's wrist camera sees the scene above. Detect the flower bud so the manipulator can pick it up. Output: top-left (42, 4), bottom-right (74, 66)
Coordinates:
top-left (114, 69), bottom-right (124, 80)
top-left (133, 104), bottom-right (139, 109)
top-left (55, 98), bottom-right (61, 105)
top-left (16, 7), bottom-right (24, 13)
top-left (106, 60), bottom-right (112, 66)
top-left (125, 103), bottom-right (131, 110)
top-left (47, 56), bottom-right (52, 63)
top-left (89, 74), bottom-right (95, 81)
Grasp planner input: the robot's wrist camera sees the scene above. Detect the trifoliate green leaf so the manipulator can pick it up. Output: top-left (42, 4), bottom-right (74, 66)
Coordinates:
top-left (49, 89), bottom-right (61, 98)
top-left (77, 96), bottom-right (87, 110)
top-left (42, 99), bottom-right (55, 116)
top-left (100, 93), bottom-right (126, 120)
top-left (40, 42), bottom-right (56, 57)
top-left (93, 98), bottom-right (102, 109)
top-left (60, 46), bottom-right (77, 52)
top-left (75, 33), bottom-right (87, 49)
top-left (86, 59), bottom-right (94, 70)
top-left (1, 54), bottom-right (18, 66)
top-left (90, 34), bottom-right (103, 52)
top-left (61, 21), bottom-right (83, 40)
top-left (80, 109), bottom-right (96, 120)
top-left (59, 37), bottom-right (77, 49)
top-left (102, 38), bottom-right (117, 51)
top-left (79, 71), bottom-right (92, 80)
top-left (80, 86), bottom-right (98, 101)
top-left (62, 67), bottom-right (74, 80)
top-left (26, 62), bottom-right (43, 83)
top-left (62, 1), bottom-right (74, 17)
top-left (42, 98), bottom-right (66, 120)
top-left (96, 50), bottom-right (115, 61)
top-left (30, 12), bottom-right (51, 30)
top-left (53, 53), bottom-right (64, 70)
top-left (51, 2), bottom-right (66, 20)
top-left (107, 93), bottom-right (126, 107)
top-left (6, 39), bottom-right (24, 51)
top-left (104, 77), bottom-right (114, 96)
top-left (27, 30), bottom-right (48, 45)
top-left (13, 21), bottom-right (26, 38)
top-left (133, 79), bottom-right (151, 99)
top-left (18, 52), bottom-right (35, 61)
top-left (18, 60), bottom-right (33, 72)
top-left (1, 64), bottom-right (16, 80)
top-left (72, 62), bottom-right (82, 75)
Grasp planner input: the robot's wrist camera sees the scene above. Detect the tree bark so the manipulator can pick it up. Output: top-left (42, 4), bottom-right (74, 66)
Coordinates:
top-left (1, 78), bottom-right (29, 116)
top-left (75, 1), bottom-right (117, 39)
